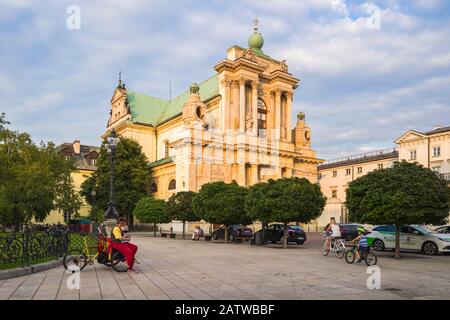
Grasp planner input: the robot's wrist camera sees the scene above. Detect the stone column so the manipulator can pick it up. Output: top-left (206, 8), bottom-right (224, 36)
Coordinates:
top-left (251, 81), bottom-right (258, 136)
top-left (274, 89), bottom-right (281, 140)
top-left (251, 164), bottom-right (259, 186)
top-left (223, 79), bottom-right (231, 132)
top-left (239, 78), bottom-right (246, 133)
top-left (285, 92), bottom-right (293, 142)
top-left (231, 80), bottom-right (240, 130)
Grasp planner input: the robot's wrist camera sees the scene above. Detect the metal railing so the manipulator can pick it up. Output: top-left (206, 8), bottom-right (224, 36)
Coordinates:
top-left (320, 148), bottom-right (398, 166)
top-left (0, 225), bottom-right (69, 269)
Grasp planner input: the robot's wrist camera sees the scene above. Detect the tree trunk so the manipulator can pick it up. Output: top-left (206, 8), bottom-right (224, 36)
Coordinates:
top-left (395, 225), bottom-right (401, 259)
top-left (283, 222), bottom-right (288, 249)
top-left (224, 225), bottom-right (228, 243)
top-left (182, 221), bottom-right (186, 240)
top-left (154, 223), bottom-right (156, 237)
top-left (262, 221), bottom-right (267, 244)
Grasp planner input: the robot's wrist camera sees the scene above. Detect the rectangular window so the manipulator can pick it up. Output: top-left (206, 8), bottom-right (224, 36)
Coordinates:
top-left (432, 166), bottom-right (441, 173)
top-left (332, 190), bottom-right (337, 198)
top-left (357, 167), bottom-right (363, 174)
top-left (332, 171), bottom-right (337, 177)
top-left (378, 163), bottom-right (383, 170)
top-left (345, 168), bottom-right (351, 175)
top-left (433, 146), bottom-right (441, 157)
top-left (410, 150), bottom-right (416, 160)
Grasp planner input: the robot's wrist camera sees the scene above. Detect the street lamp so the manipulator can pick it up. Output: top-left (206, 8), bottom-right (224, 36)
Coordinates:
top-left (104, 129), bottom-right (120, 219)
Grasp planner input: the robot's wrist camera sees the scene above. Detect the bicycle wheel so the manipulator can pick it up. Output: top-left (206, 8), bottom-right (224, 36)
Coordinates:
top-left (63, 250), bottom-right (87, 271)
top-left (111, 251), bottom-right (128, 272)
top-left (365, 252), bottom-right (378, 266)
top-left (334, 241), bottom-right (345, 259)
top-left (321, 240), bottom-right (330, 256)
top-left (345, 250), bottom-right (355, 264)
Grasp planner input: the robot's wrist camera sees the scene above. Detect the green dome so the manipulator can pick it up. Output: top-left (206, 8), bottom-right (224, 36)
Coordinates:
top-left (248, 31), bottom-right (264, 51)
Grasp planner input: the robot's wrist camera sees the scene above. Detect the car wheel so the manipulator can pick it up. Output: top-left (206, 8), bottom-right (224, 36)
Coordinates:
top-left (372, 239), bottom-right (385, 251)
top-left (298, 241), bottom-right (304, 245)
top-left (212, 233), bottom-right (217, 240)
top-left (229, 234), bottom-right (235, 241)
top-left (422, 241), bottom-right (438, 255)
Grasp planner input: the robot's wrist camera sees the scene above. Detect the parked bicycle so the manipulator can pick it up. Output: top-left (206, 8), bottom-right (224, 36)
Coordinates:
top-left (63, 224), bottom-right (127, 273)
top-left (321, 231), bottom-right (346, 259)
top-left (345, 241), bottom-right (377, 266)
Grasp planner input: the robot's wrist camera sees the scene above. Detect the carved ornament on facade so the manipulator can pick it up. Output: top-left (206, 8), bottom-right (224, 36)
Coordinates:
top-left (280, 59), bottom-right (288, 72)
top-left (241, 48), bottom-right (256, 61)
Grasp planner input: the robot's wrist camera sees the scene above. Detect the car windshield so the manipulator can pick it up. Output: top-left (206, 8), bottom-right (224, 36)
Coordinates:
top-left (289, 226), bottom-right (302, 230)
top-left (412, 226), bottom-right (434, 235)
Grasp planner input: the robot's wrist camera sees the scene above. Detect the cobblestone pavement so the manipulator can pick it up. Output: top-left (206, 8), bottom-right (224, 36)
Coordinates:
top-left (1, 234), bottom-right (449, 300)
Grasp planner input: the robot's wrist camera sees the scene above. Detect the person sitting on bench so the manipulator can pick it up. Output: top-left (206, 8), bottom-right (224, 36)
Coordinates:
top-left (110, 217), bottom-right (138, 272)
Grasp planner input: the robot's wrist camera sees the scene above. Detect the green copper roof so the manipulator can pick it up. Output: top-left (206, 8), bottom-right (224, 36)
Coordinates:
top-left (126, 74), bottom-right (219, 126)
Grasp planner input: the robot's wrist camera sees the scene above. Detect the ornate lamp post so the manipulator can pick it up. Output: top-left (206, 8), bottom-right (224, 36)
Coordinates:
top-left (104, 129), bottom-right (120, 219)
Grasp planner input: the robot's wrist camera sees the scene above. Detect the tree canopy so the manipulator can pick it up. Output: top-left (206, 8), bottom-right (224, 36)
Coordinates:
top-left (80, 136), bottom-right (149, 226)
top-left (0, 113), bottom-right (81, 227)
top-left (166, 191), bottom-right (199, 239)
top-left (346, 161), bottom-right (449, 226)
top-left (246, 177), bottom-right (326, 224)
top-left (346, 161), bottom-right (450, 257)
top-left (245, 177), bottom-right (326, 248)
top-left (193, 181), bottom-right (251, 226)
top-left (133, 196), bottom-right (170, 236)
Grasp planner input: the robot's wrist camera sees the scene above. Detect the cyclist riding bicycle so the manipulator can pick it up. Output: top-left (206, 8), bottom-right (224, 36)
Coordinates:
top-left (351, 226), bottom-right (369, 263)
top-left (324, 217), bottom-right (341, 250)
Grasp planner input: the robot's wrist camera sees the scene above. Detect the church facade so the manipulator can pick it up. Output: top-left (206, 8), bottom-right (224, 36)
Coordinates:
top-left (104, 22), bottom-right (322, 210)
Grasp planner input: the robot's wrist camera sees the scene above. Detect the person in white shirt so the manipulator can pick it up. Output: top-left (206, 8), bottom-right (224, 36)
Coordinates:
top-left (324, 217), bottom-right (341, 250)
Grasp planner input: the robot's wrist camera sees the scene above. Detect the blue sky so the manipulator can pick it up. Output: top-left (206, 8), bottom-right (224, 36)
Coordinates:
top-left (1, 0), bottom-right (449, 159)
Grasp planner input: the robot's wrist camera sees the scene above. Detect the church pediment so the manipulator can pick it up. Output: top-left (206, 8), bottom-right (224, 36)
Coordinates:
top-left (394, 130), bottom-right (425, 144)
top-left (110, 86), bottom-right (126, 104)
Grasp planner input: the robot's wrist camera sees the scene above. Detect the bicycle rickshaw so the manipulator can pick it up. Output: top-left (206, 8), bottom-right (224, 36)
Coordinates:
top-left (63, 224), bottom-right (128, 272)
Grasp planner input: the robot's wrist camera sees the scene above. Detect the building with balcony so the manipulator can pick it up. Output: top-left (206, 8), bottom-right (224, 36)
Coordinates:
top-left (317, 126), bottom-right (450, 229)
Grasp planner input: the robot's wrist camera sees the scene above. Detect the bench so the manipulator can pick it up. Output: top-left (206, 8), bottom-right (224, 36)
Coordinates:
top-left (192, 234), bottom-right (212, 241)
top-left (161, 232), bottom-right (176, 238)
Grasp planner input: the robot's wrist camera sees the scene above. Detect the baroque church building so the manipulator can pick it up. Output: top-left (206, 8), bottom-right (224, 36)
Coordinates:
top-left (104, 21), bottom-right (322, 204)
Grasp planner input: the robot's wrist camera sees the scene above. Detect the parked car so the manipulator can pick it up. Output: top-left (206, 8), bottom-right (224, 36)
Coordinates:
top-left (433, 225), bottom-right (450, 234)
top-left (212, 224), bottom-right (253, 241)
top-left (323, 223), bottom-right (366, 241)
top-left (255, 224), bottom-right (307, 245)
top-left (367, 225), bottom-right (450, 255)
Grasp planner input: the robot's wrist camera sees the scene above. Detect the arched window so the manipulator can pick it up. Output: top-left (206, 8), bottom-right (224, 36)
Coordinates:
top-left (257, 98), bottom-right (267, 134)
top-left (150, 183), bottom-right (158, 193)
top-left (168, 179), bottom-right (176, 190)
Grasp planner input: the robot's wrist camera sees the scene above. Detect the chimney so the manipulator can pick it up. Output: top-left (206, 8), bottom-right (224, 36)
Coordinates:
top-left (73, 140), bottom-right (81, 154)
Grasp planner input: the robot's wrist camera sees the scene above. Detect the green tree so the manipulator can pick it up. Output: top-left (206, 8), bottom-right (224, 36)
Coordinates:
top-left (166, 191), bottom-right (200, 239)
top-left (193, 181), bottom-right (250, 243)
top-left (80, 136), bottom-right (149, 228)
top-left (245, 177), bottom-right (326, 248)
top-left (346, 161), bottom-right (450, 258)
top-left (133, 196), bottom-right (170, 237)
top-left (0, 114), bottom-right (80, 228)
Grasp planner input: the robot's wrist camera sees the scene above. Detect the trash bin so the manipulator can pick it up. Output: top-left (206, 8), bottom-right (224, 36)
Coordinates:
top-left (254, 231), bottom-right (264, 245)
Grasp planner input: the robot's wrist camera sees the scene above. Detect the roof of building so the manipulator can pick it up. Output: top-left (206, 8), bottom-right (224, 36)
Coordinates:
top-left (425, 126), bottom-right (450, 135)
top-left (58, 143), bottom-right (100, 171)
top-left (126, 74), bottom-right (219, 127)
top-left (318, 148), bottom-right (398, 170)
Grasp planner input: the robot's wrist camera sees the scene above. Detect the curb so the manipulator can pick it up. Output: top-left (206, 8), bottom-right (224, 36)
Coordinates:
top-left (0, 258), bottom-right (63, 280)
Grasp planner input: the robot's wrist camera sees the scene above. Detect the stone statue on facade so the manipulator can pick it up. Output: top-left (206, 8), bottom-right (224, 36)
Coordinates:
top-left (190, 83), bottom-right (200, 95)
top-left (281, 59), bottom-right (288, 72)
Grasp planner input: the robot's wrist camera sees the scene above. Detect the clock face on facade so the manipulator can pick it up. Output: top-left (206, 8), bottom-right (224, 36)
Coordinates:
top-left (196, 106), bottom-right (204, 119)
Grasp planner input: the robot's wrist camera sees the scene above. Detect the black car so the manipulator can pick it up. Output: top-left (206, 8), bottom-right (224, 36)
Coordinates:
top-left (339, 224), bottom-right (366, 241)
top-left (256, 224), bottom-right (307, 245)
top-left (212, 224), bottom-right (253, 241)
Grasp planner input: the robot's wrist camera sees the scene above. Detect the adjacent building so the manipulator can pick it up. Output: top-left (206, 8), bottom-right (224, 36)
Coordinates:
top-left (318, 126), bottom-right (450, 229)
top-left (41, 140), bottom-right (99, 224)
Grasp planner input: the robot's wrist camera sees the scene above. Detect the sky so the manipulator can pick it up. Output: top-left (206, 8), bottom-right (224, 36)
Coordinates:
top-left (0, 0), bottom-right (449, 160)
